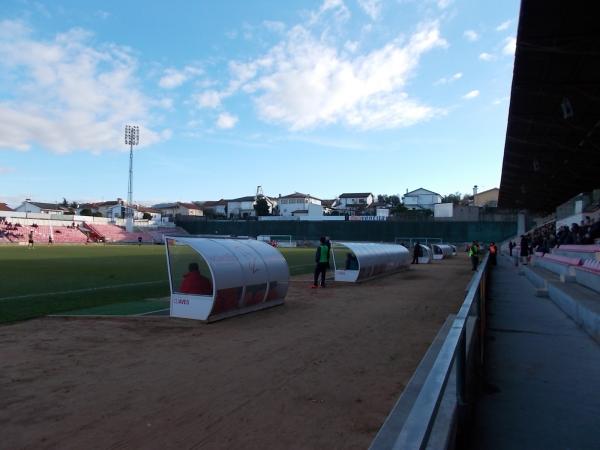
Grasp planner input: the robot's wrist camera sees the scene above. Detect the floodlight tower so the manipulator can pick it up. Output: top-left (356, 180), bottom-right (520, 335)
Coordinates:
top-left (124, 125), bottom-right (139, 233)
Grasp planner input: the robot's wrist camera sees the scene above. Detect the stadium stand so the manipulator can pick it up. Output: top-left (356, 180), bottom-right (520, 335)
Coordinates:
top-left (0, 221), bottom-right (88, 244)
top-left (84, 223), bottom-right (154, 243)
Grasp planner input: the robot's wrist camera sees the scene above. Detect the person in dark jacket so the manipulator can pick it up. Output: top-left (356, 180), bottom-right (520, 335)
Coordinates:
top-left (179, 262), bottom-right (212, 295)
top-left (520, 235), bottom-right (529, 264)
top-left (313, 237), bottom-right (331, 288)
top-left (412, 242), bottom-right (421, 264)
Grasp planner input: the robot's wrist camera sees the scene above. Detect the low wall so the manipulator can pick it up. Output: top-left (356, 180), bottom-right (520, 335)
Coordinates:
top-left (177, 218), bottom-right (517, 244)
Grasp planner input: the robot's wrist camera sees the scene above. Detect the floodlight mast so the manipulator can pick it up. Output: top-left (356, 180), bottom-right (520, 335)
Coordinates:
top-left (124, 125), bottom-right (139, 233)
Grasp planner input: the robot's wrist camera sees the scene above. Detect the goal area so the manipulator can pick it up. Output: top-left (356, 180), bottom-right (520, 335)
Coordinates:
top-left (394, 237), bottom-right (442, 247)
top-left (256, 235), bottom-right (297, 248)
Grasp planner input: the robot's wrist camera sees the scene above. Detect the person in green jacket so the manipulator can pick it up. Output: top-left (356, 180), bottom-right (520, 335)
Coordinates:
top-left (468, 240), bottom-right (480, 271)
top-left (313, 236), bottom-right (331, 288)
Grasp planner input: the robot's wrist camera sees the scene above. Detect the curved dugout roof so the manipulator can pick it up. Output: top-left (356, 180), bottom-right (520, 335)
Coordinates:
top-left (332, 242), bottom-right (410, 282)
top-left (432, 244), bottom-right (454, 260)
top-left (166, 237), bottom-right (289, 321)
top-left (498, 0), bottom-right (600, 212)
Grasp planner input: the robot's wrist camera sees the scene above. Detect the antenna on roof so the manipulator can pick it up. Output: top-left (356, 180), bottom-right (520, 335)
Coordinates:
top-left (255, 185), bottom-right (264, 201)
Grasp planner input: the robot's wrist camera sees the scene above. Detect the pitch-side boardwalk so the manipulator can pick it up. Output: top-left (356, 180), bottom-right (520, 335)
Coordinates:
top-left (469, 256), bottom-right (600, 449)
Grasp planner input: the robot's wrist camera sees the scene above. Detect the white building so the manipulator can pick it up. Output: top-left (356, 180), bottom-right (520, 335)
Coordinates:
top-left (331, 192), bottom-right (374, 215)
top-left (402, 188), bottom-right (442, 211)
top-left (200, 199), bottom-right (228, 218)
top-left (227, 196), bottom-right (256, 218)
top-left (15, 201), bottom-right (66, 215)
top-left (277, 192), bottom-right (322, 217)
top-left (153, 202), bottom-right (204, 219)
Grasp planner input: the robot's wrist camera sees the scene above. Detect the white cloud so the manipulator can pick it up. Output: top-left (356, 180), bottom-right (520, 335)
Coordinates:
top-left (502, 36), bottom-right (516, 56)
top-left (434, 71), bottom-right (462, 85)
top-left (219, 20), bottom-right (447, 130)
top-left (463, 30), bottom-right (479, 42)
top-left (263, 20), bottom-right (286, 33)
top-left (344, 40), bottom-right (359, 53)
top-left (195, 90), bottom-right (223, 109)
top-left (357, 0), bottom-right (382, 20)
top-left (478, 52), bottom-right (495, 61)
top-left (216, 113), bottom-right (238, 129)
top-left (462, 90), bottom-right (480, 100)
top-left (492, 96), bottom-right (508, 105)
top-left (310, 0), bottom-right (350, 25)
top-left (496, 20), bottom-right (512, 31)
top-left (437, 0), bottom-right (453, 9)
top-left (0, 19), bottom-right (169, 153)
top-left (158, 66), bottom-right (202, 89)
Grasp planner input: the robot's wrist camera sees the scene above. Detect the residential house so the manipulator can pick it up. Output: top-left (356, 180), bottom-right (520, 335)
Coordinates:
top-left (77, 200), bottom-right (125, 219)
top-left (473, 187), bottom-right (499, 208)
top-left (277, 192), bottom-right (322, 217)
top-left (227, 196), bottom-right (256, 218)
top-left (0, 203), bottom-right (13, 212)
top-left (402, 188), bottom-right (442, 211)
top-left (333, 192), bottom-right (374, 215)
top-left (136, 206), bottom-right (162, 221)
top-left (198, 199), bottom-right (228, 218)
top-left (153, 202), bottom-right (204, 219)
top-left (14, 201), bottom-right (66, 215)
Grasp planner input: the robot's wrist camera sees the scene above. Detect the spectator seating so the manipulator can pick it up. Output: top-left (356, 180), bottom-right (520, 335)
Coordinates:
top-left (85, 223), bottom-right (154, 243)
top-left (553, 244), bottom-right (600, 260)
top-left (0, 223), bottom-right (88, 244)
top-left (573, 259), bottom-right (600, 294)
top-left (532, 253), bottom-right (581, 279)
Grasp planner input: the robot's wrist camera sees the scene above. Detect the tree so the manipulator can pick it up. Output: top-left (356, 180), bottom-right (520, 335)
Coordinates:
top-left (254, 198), bottom-right (270, 216)
top-left (70, 201), bottom-right (78, 209)
top-left (79, 208), bottom-right (92, 216)
top-left (377, 194), bottom-right (401, 206)
top-left (390, 203), bottom-right (408, 215)
top-left (142, 212), bottom-right (152, 220)
top-left (61, 198), bottom-right (69, 207)
top-left (441, 192), bottom-right (462, 205)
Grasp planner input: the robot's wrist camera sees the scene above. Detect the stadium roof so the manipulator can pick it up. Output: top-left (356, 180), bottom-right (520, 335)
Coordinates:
top-left (0, 203), bottom-right (13, 211)
top-left (498, 0), bottom-right (600, 212)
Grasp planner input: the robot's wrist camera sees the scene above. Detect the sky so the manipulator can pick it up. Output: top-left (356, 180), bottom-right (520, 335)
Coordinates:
top-left (0, 0), bottom-right (520, 207)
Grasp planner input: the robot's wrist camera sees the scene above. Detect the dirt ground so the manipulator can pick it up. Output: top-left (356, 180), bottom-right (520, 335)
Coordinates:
top-left (0, 255), bottom-right (471, 450)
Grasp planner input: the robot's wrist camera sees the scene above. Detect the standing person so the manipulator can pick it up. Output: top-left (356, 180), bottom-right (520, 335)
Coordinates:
top-left (313, 236), bottom-right (330, 288)
top-left (509, 240), bottom-right (515, 256)
top-left (48, 235), bottom-right (53, 245)
top-left (468, 240), bottom-right (479, 271)
top-left (489, 242), bottom-right (497, 266)
top-left (28, 230), bottom-right (34, 249)
top-left (520, 234), bottom-right (529, 265)
top-left (412, 242), bottom-right (421, 264)
top-left (137, 236), bottom-right (142, 246)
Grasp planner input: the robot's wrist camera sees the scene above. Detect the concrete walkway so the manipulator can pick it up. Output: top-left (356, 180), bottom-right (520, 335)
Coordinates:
top-left (469, 256), bottom-right (600, 450)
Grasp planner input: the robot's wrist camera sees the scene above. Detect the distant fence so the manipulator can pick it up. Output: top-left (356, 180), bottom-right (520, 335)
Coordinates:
top-left (176, 218), bottom-right (516, 244)
top-left (370, 253), bottom-right (490, 450)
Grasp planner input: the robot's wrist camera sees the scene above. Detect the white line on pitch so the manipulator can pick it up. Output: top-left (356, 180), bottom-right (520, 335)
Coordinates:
top-left (0, 280), bottom-right (167, 302)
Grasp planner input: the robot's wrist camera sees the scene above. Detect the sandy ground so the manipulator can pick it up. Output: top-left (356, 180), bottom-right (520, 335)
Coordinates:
top-left (0, 255), bottom-right (471, 450)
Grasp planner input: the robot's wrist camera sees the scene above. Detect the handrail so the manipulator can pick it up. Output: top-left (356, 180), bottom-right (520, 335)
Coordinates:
top-left (388, 253), bottom-right (490, 450)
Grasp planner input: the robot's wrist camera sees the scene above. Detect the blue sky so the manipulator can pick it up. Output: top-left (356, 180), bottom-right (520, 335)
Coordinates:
top-left (0, 0), bottom-right (520, 206)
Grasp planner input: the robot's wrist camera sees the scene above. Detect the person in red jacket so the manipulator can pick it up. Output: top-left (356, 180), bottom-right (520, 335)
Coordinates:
top-left (179, 262), bottom-right (212, 295)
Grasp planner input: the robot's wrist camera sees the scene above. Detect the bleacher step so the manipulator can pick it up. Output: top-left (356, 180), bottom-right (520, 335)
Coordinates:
top-left (522, 265), bottom-right (600, 343)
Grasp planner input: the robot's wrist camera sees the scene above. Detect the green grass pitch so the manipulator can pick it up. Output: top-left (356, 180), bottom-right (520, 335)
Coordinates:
top-left (0, 245), bottom-right (316, 323)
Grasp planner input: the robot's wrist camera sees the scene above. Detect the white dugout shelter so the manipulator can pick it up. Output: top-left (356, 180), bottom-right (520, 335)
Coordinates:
top-left (165, 237), bottom-right (289, 322)
top-left (331, 242), bottom-right (411, 283)
top-left (432, 244), bottom-right (455, 260)
top-left (417, 244), bottom-right (432, 264)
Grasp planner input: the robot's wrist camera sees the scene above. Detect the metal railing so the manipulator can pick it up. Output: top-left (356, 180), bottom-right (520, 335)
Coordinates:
top-left (371, 253), bottom-right (489, 450)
